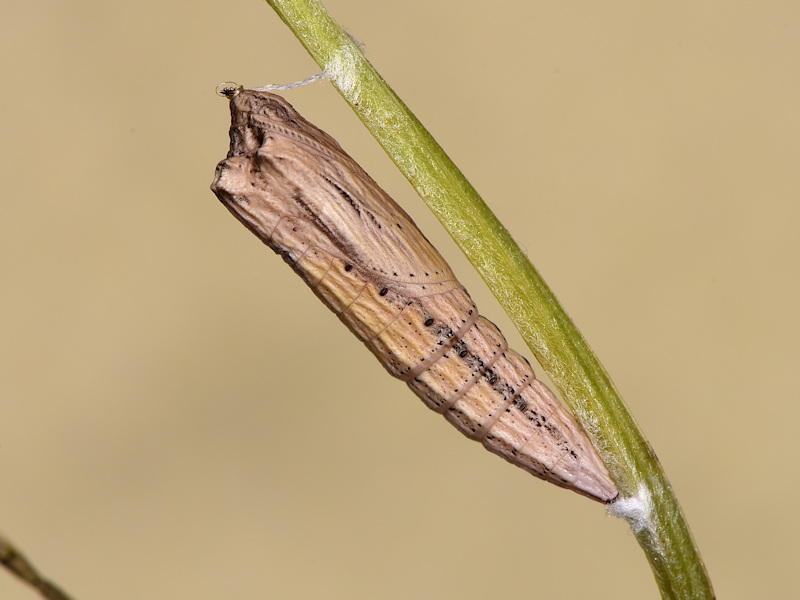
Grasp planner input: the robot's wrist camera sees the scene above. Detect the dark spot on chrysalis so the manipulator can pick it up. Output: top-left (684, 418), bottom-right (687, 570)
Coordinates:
top-left (487, 371), bottom-right (497, 385)
top-left (379, 288), bottom-right (388, 296)
top-left (324, 176), bottom-right (361, 215)
top-left (458, 348), bottom-right (469, 358)
top-left (344, 264), bottom-right (353, 272)
top-left (424, 318), bottom-right (434, 327)
top-left (517, 399), bottom-right (527, 411)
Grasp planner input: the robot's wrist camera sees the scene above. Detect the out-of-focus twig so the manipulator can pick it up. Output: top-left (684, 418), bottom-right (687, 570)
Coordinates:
top-left (0, 533), bottom-right (74, 600)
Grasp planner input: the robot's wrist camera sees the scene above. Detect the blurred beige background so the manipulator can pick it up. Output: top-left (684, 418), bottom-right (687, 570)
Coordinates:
top-left (1, 1), bottom-right (798, 598)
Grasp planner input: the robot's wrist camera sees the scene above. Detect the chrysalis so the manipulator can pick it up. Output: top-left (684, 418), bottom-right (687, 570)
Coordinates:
top-left (211, 89), bottom-right (617, 503)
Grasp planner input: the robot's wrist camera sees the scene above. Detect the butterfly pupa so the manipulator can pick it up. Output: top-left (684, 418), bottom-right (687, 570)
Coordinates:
top-left (211, 89), bottom-right (618, 503)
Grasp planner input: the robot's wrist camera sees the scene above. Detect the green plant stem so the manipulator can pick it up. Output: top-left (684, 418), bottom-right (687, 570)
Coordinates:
top-left (263, 1), bottom-right (714, 597)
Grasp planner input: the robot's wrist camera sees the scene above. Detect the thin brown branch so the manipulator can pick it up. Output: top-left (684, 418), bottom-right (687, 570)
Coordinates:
top-left (0, 533), bottom-right (75, 600)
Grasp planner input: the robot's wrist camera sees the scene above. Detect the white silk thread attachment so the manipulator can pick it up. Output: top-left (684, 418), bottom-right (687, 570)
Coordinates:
top-left (250, 72), bottom-right (328, 92)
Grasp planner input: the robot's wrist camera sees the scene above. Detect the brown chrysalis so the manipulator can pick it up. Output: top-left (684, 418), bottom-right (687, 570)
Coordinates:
top-left (211, 90), bottom-right (617, 503)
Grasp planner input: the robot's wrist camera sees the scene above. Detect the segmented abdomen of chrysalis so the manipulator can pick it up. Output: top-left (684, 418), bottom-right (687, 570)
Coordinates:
top-left (211, 90), bottom-right (617, 503)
